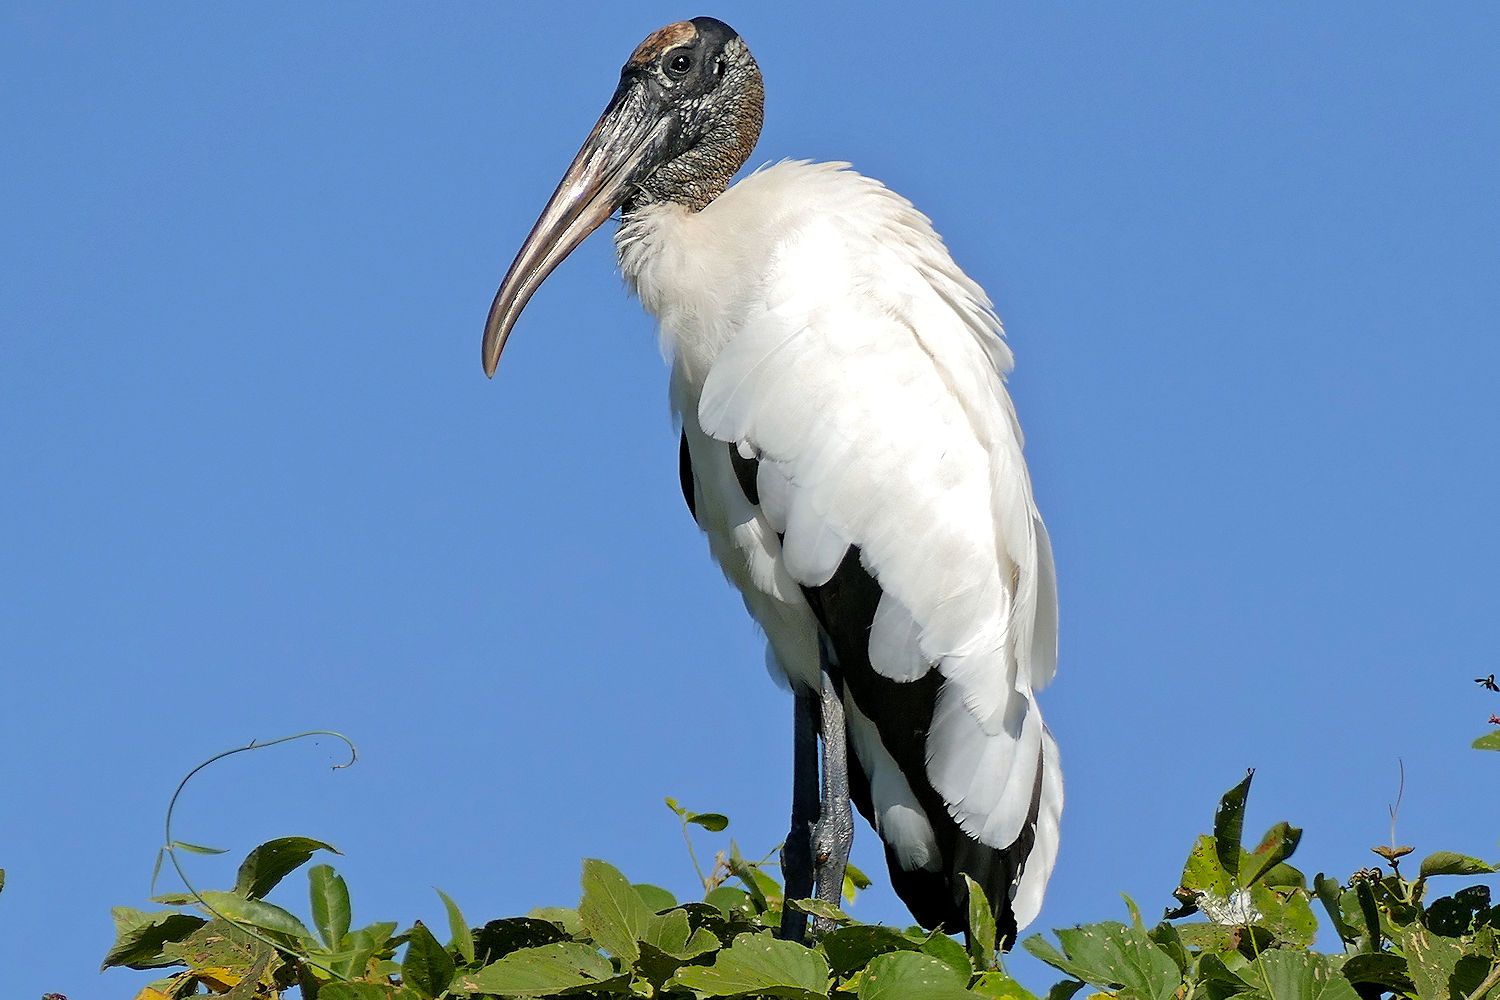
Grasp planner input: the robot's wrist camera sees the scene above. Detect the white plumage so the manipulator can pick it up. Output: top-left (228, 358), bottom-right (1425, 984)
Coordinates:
top-left (617, 160), bottom-right (1062, 932)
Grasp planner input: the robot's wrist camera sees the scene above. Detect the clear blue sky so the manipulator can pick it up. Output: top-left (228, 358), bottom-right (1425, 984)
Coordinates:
top-left (3, 3), bottom-right (1498, 996)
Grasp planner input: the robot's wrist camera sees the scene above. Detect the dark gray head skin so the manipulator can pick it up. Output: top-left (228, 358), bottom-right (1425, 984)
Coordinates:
top-left (481, 17), bottom-right (764, 376)
top-left (619, 16), bottom-right (765, 212)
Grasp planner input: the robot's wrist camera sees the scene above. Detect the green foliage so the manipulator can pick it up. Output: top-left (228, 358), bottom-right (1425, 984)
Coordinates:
top-left (1023, 771), bottom-right (1500, 1000)
top-left (108, 741), bottom-right (1500, 1000)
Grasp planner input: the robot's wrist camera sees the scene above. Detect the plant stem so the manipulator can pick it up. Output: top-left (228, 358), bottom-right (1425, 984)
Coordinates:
top-left (680, 818), bottom-right (707, 890)
top-left (1467, 960), bottom-right (1500, 1000)
top-left (162, 731), bottom-right (357, 983)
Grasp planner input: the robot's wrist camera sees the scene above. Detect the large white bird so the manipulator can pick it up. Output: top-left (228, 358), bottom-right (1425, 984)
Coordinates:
top-left (481, 16), bottom-right (1061, 948)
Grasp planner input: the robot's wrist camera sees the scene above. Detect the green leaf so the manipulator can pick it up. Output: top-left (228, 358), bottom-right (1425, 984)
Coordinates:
top-left (149, 892), bottom-right (199, 906)
top-left (963, 874), bottom-right (998, 969)
top-left (856, 951), bottom-right (970, 1000)
top-left (578, 858), bottom-right (652, 961)
top-left (727, 842), bottom-right (774, 913)
top-left (321, 985), bottom-right (423, 1000)
top-left (636, 909), bottom-right (720, 986)
top-left (1022, 919), bottom-right (1180, 1000)
top-left (916, 932), bottom-right (972, 979)
top-left (1312, 874), bottom-right (1353, 944)
top-left (1352, 879), bottom-right (1383, 951)
top-left (1419, 850), bottom-right (1497, 878)
top-left (1396, 923), bottom-right (1495, 999)
top-left (688, 812), bottom-right (730, 832)
top-left (1242, 948), bottom-right (1358, 1000)
top-left (402, 920), bottom-right (455, 998)
top-left (528, 906), bottom-right (584, 937)
top-left (817, 924), bottom-right (918, 977)
top-left (220, 948), bottom-right (274, 999)
top-left (668, 931), bottom-right (831, 999)
top-left (233, 836), bottom-right (339, 899)
top-left (169, 840), bottom-right (229, 855)
top-left (160, 918), bottom-right (284, 986)
top-left (1257, 861), bottom-right (1307, 889)
top-left (1172, 922), bottom-right (1241, 955)
top-left (705, 885), bottom-right (755, 918)
top-left (842, 861), bottom-right (873, 905)
top-left (449, 941), bottom-right (625, 996)
top-left (1043, 983), bottom-right (1086, 1000)
top-left (436, 888), bottom-right (475, 964)
top-left (328, 920), bottom-right (399, 979)
top-left (198, 890), bottom-right (316, 944)
top-left (473, 917), bottom-right (571, 962)
top-left (665, 796), bottom-right (686, 816)
top-left (786, 897), bottom-right (851, 924)
top-left (1181, 834), bottom-right (1233, 899)
top-left (1197, 953), bottom-right (1255, 997)
top-left (1474, 731), bottom-right (1500, 751)
top-left (634, 882), bottom-right (678, 912)
top-left (308, 863), bottom-right (351, 950)
top-left (970, 970), bottom-right (1041, 1000)
top-left (642, 907), bottom-right (719, 959)
top-left (641, 907), bottom-right (691, 956)
top-left (1215, 771), bottom-right (1253, 886)
top-left (1341, 953), bottom-right (1414, 993)
top-left (1252, 884), bottom-right (1318, 948)
top-left (1428, 885), bottom-right (1493, 936)
top-left (1241, 823), bottom-right (1302, 887)
top-left (1147, 920), bottom-right (1189, 974)
top-left (101, 907), bottom-right (206, 970)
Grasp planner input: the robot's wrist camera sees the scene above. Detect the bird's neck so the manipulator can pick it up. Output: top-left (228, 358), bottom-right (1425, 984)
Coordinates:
top-left (626, 142), bottom-right (737, 213)
top-left (626, 64), bottom-right (764, 214)
top-left (615, 197), bottom-right (741, 390)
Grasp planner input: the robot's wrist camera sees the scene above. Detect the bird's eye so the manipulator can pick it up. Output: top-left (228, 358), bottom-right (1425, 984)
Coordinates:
top-left (665, 51), bottom-right (693, 79)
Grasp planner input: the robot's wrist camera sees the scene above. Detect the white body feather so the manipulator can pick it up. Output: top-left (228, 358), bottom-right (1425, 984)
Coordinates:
top-left (616, 161), bottom-right (1061, 930)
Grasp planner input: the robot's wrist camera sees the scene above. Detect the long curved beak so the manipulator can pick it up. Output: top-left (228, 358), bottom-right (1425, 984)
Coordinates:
top-left (482, 79), bottom-right (673, 377)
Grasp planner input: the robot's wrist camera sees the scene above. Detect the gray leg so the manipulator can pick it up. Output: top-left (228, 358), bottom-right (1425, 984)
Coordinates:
top-left (812, 637), bottom-right (854, 934)
top-left (779, 688), bottom-right (820, 942)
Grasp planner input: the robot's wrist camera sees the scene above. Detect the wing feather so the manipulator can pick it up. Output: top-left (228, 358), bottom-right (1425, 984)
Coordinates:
top-left (695, 168), bottom-right (1057, 858)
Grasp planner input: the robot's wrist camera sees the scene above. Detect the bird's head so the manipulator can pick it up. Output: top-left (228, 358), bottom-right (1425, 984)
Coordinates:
top-left (482, 16), bottom-right (763, 377)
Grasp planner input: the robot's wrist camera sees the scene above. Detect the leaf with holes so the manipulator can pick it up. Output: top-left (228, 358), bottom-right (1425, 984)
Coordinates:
top-left (1242, 822), bottom-right (1303, 887)
top-left (101, 908), bottom-right (206, 970)
top-left (969, 970), bottom-right (1041, 999)
top-left (786, 898), bottom-right (850, 924)
top-left (856, 951), bottom-right (970, 1000)
top-left (1242, 948), bottom-right (1359, 1000)
top-left (1214, 772), bottom-right (1253, 885)
top-left (818, 924), bottom-right (918, 977)
top-left (1023, 918), bottom-right (1180, 1000)
top-left (472, 917), bottom-right (570, 963)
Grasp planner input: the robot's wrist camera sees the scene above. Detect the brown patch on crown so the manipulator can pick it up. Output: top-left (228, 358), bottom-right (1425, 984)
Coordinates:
top-left (626, 21), bottom-right (697, 69)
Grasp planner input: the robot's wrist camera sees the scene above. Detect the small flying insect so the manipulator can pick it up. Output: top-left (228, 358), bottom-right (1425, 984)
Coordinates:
top-left (1476, 674), bottom-right (1499, 693)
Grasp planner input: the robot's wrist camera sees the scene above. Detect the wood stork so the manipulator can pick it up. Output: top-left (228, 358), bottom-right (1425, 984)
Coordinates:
top-left (481, 16), bottom-right (1061, 948)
